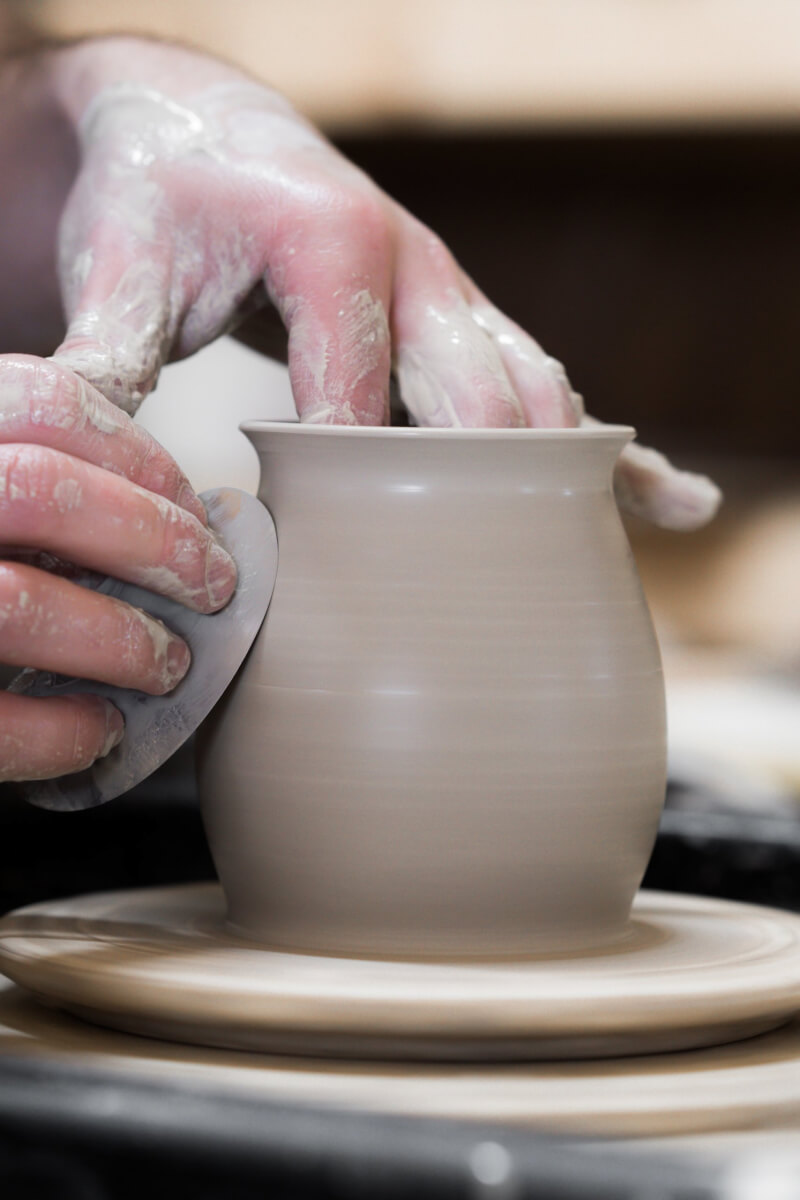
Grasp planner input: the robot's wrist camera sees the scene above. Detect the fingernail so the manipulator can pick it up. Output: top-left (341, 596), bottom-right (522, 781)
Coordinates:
top-left (662, 471), bottom-right (723, 532)
top-left (205, 538), bottom-right (238, 611)
top-left (164, 635), bottom-right (191, 691)
top-left (177, 482), bottom-right (209, 526)
top-left (101, 702), bottom-right (125, 757)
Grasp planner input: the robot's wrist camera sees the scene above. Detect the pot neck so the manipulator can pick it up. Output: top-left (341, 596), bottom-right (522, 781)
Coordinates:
top-left (242, 423), bottom-right (634, 498)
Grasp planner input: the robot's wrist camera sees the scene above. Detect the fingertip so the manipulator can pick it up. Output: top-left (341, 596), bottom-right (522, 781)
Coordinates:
top-left (100, 699), bottom-right (125, 756)
top-left (160, 635), bottom-right (192, 694)
top-left (298, 388), bottom-right (388, 426)
top-left (0, 692), bottom-right (125, 782)
top-left (60, 693), bottom-right (124, 771)
top-left (652, 471), bottom-right (724, 532)
top-left (204, 539), bottom-right (238, 612)
top-left (614, 443), bottom-right (723, 531)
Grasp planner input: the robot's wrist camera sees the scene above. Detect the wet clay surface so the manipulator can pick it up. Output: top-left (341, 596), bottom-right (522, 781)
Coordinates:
top-left (199, 425), bottom-right (667, 956)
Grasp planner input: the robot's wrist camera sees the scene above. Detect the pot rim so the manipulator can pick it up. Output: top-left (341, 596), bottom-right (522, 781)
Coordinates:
top-left (240, 421), bottom-right (635, 441)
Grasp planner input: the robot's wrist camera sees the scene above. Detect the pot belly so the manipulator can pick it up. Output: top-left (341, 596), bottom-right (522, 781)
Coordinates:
top-left (199, 668), bottom-right (665, 957)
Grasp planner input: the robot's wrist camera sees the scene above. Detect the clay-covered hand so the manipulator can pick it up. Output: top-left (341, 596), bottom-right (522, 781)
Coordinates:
top-left (0, 355), bottom-right (237, 782)
top-left (46, 37), bottom-right (718, 530)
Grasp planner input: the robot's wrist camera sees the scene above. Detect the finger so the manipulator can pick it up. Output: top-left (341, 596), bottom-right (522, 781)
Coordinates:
top-left (611, 438), bottom-right (722, 531)
top-left (265, 197), bottom-right (393, 425)
top-left (0, 444), bottom-right (236, 612)
top-left (53, 91), bottom-right (266, 408)
top-left (0, 563), bottom-right (190, 694)
top-left (53, 164), bottom-right (178, 413)
top-left (0, 692), bottom-right (124, 783)
top-left (391, 224), bottom-right (524, 427)
top-left (459, 279), bottom-right (582, 428)
top-left (0, 355), bottom-right (207, 525)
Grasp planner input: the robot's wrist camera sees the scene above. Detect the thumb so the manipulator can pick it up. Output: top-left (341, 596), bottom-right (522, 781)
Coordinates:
top-left (613, 439), bottom-right (722, 531)
top-left (52, 177), bottom-right (177, 414)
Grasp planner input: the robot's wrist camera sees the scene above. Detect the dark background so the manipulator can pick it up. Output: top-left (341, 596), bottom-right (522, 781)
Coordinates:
top-left (339, 129), bottom-right (800, 459)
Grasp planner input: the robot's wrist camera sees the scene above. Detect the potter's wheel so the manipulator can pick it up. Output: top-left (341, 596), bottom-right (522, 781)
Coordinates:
top-left (2, 884), bottom-right (800, 1062)
top-left (2, 971), bottom-right (800, 1141)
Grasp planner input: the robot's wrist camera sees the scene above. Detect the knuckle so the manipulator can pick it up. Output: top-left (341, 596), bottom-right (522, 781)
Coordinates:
top-left (406, 222), bottom-right (458, 280)
top-left (0, 356), bottom-right (36, 423)
top-left (56, 335), bottom-right (159, 413)
top-left (343, 190), bottom-right (390, 242)
top-left (137, 433), bottom-right (184, 501)
top-left (37, 364), bottom-right (91, 435)
top-left (0, 356), bottom-right (127, 444)
top-left (0, 356), bottom-right (62, 431)
top-left (424, 232), bottom-right (457, 276)
top-left (43, 366), bottom-right (124, 439)
top-left (304, 181), bottom-right (390, 239)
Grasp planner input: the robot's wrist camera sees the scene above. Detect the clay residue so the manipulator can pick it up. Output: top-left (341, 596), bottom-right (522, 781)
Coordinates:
top-left (395, 300), bottom-right (523, 428)
top-left (284, 288), bottom-right (389, 425)
top-left (470, 303), bottom-right (583, 428)
top-left (52, 479), bottom-right (83, 514)
top-left (55, 258), bottom-right (174, 415)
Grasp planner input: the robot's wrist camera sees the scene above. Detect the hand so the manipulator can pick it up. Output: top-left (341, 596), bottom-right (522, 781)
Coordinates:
top-left (0, 355), bottom-right (237, 782)
top-left (43, 37), bottom-right (718, 531)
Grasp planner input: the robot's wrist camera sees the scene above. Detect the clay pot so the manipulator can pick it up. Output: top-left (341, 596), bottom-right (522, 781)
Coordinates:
top-left (198, 425), bottom-right (666, 957)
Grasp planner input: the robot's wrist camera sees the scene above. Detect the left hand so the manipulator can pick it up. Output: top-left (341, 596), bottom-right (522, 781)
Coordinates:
top-left (0, 354), bottom-right (237, 781)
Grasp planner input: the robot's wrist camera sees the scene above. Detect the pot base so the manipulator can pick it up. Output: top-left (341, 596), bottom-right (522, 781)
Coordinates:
top-left (1, 885), bottom-right (799, 1062)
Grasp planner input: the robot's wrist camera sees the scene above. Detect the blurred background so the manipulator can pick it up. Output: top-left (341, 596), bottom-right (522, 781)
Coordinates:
top-left (3, 0), bottom-right (800, 905)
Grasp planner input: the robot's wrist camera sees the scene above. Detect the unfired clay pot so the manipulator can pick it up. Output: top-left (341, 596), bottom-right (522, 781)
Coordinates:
top-left (198, 424), bottom-right (666, 957)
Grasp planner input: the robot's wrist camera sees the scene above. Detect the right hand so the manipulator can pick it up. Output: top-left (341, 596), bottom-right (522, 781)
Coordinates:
top-left (0, 354), bottom-right (237, 783)
top-left (43, 37), bottom-right (719, 532)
